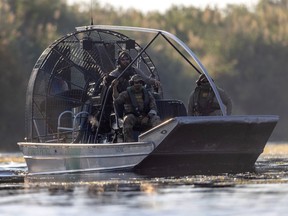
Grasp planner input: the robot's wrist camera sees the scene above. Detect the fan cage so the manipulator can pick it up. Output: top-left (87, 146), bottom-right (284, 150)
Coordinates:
top-left (25, 29), bottom-right (158, 143)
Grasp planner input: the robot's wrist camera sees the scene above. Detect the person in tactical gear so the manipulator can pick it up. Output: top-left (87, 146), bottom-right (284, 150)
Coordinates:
top-left (187, 74), bottom-right (232, 116)
top-left (95, 51), bottom-right (161, 134)
top-left (105, 50), bottom-right (160, 92)
top-left (112, 74), bottom-right (161, 142)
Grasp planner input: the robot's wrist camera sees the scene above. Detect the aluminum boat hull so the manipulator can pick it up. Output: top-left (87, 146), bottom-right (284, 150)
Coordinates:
top-left (18, 142), bottom-right (155, 175)
top-left (18, 115), bottom-right (278, 176)
top-left (136, 115), bottom-right (278, 175)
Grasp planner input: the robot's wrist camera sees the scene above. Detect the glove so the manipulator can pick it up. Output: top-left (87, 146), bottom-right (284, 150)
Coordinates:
top-left (141, 116), bottom-right (149, 125)
top-left (148, 110), bottom-right (157, 118)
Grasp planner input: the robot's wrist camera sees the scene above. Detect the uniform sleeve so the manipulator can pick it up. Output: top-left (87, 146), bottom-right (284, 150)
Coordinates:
top-left (114, 91), bottom-right (128, 106)
top-left (148, 92), bottom-right (158, 115)
top-left (109, 69), bottom-right (120, 78)
top-left (187, 91), bottom-right (195, 115)
top-left (104, 69), bottom-right (119, 87)
top-left (218, 88), bottom-right (232, 115)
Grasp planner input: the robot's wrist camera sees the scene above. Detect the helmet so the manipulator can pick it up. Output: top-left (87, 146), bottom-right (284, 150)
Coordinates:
top-left (129, 74), bottom-right (145, 85)
top-left (196, 74), bottom-right (208, 85)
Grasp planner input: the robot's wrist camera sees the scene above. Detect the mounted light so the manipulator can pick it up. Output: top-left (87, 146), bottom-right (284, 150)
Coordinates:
top-left (82, 37), bottom-right (93, 50)
top-left (126, 39), bottom-right (135, 50)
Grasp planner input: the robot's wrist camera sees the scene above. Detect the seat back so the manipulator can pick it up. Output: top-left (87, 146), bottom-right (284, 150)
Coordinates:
top-left (156, 99), bottom-right (187, 121)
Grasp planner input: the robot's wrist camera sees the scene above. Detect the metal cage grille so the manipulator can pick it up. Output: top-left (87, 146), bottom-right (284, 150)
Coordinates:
top-left (25, 28), bottom-right (158, 143)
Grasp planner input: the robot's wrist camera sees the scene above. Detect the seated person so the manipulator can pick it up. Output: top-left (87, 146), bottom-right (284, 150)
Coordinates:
top-left (96, 50), bottom-right (161, 133)
top-left (112, 74), bottom-right (161, 142)
top-left (188, 74), bottom-right (232, 116)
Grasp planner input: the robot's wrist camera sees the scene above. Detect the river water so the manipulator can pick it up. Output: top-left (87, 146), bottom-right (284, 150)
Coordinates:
top-left (0, 143), bottom-right (288, 216)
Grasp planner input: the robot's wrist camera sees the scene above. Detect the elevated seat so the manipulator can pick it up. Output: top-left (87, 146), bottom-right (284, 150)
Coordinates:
top-left (156, 99), bottom-right (187, 121)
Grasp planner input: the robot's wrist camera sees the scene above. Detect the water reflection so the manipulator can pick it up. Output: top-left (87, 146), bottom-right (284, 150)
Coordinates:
top-left (0, 145), bottom-right (288, 215)
top-left (1, 144), bottom-right (288, 188)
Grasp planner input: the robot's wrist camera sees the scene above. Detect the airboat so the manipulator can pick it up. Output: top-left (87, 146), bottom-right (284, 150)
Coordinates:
top-left (18, 25), bottom-right (278, 176)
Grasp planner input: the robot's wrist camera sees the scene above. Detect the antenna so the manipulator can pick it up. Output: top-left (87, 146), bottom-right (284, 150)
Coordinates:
top-left (90, 0), bottom-right (94, 25)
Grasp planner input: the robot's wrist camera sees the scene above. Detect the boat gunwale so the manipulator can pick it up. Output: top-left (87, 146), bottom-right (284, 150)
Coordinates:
top-left (18, 141), bottom-right (155, 148)
top-left (23, 151), bottom-right (151, 160)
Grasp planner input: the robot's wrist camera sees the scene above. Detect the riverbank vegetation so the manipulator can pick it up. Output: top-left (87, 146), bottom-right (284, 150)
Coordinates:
top-left (1, 0), bottom-right (287, 150)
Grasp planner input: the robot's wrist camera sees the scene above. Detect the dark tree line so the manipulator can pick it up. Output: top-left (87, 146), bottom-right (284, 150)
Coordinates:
top-left (0, 0), bottom-right (287, 151)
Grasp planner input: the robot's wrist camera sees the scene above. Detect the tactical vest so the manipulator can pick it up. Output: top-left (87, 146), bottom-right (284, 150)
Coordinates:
top-left (126, 87), bottom-right (150, 116)
top-left (193, 84), bottom-right (220, 115)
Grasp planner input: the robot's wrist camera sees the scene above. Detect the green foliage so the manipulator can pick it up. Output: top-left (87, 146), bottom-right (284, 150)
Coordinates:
top-left (1, 0), bottom-right (288, 150)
